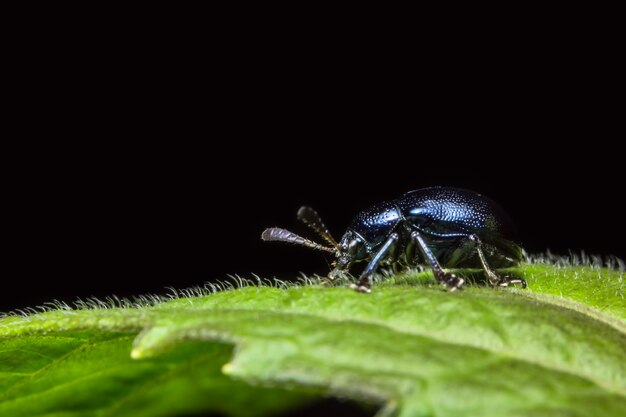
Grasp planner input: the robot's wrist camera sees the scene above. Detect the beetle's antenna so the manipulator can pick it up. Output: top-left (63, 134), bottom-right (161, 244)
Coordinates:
top-left (297, 206), bottom-right (341, 250)
top-left (261, 228), bottom-right (334, 253)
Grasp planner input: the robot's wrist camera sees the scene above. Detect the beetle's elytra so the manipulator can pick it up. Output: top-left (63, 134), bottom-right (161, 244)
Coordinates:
top-left (262, 187), bottom-right (526, 293)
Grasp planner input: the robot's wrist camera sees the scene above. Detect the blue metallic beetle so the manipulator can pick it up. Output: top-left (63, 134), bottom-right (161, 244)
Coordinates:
top-left (262, 187), bottom-right (526, 293)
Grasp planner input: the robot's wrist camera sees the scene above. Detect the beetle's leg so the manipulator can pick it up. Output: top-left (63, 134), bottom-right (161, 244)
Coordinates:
top-left (411, 231), bottom-right (464, 291)
top-left (470, 235), bottom-right (527, 288)
top-left (350, 233), bottom-right (399, 293)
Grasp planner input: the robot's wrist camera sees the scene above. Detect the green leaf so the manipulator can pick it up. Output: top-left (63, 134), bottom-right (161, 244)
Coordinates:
top-left (0, 262), bottom-right (624, 416)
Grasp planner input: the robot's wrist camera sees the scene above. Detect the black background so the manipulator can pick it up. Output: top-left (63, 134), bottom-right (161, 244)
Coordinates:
top-left (3, 34), bottom-right (624, 315)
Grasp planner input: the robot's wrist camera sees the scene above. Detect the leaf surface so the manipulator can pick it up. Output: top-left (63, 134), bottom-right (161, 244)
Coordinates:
top-left (1, 264), bottom-right (624, 416)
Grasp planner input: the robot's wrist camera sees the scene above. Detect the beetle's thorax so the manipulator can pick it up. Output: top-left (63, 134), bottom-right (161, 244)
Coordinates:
top-left (349, 201), bottom-right (403, 248)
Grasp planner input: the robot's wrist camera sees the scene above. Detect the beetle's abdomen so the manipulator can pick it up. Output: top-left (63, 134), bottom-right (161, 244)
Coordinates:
top-left (397, 187), bottom-right (516, 238)
top-left (349, 201), bottom-right (402, 247)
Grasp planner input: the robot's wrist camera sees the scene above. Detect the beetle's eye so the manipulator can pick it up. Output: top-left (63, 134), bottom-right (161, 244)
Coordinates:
top-left (348, 240), bottom-right (359, 255)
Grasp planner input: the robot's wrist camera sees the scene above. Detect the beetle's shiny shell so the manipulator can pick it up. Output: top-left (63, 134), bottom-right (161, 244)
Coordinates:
top-left (346, 187), bottom-right (521, 268)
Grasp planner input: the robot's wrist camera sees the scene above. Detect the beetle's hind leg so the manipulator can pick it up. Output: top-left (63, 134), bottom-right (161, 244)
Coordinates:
top-left (411, 231), bottom-right (465, 291)
top-left (470, 235), bottom-right (527, 289)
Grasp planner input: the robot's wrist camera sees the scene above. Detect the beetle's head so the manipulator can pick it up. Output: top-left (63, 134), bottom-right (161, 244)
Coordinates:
top-left (261, 206), bottom-right (365, 281)
top-left (328, 229), bottom-right (368, 280)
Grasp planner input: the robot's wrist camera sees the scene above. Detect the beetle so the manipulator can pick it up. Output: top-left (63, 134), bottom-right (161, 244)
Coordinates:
top-left (262, 187), bottom-right (526, 293)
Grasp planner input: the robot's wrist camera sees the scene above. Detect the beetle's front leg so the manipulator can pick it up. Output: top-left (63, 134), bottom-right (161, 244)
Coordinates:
top-left (411, 231), bottom-right (465, 291)
top-left (351, 233), bottom-right (399, 293)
